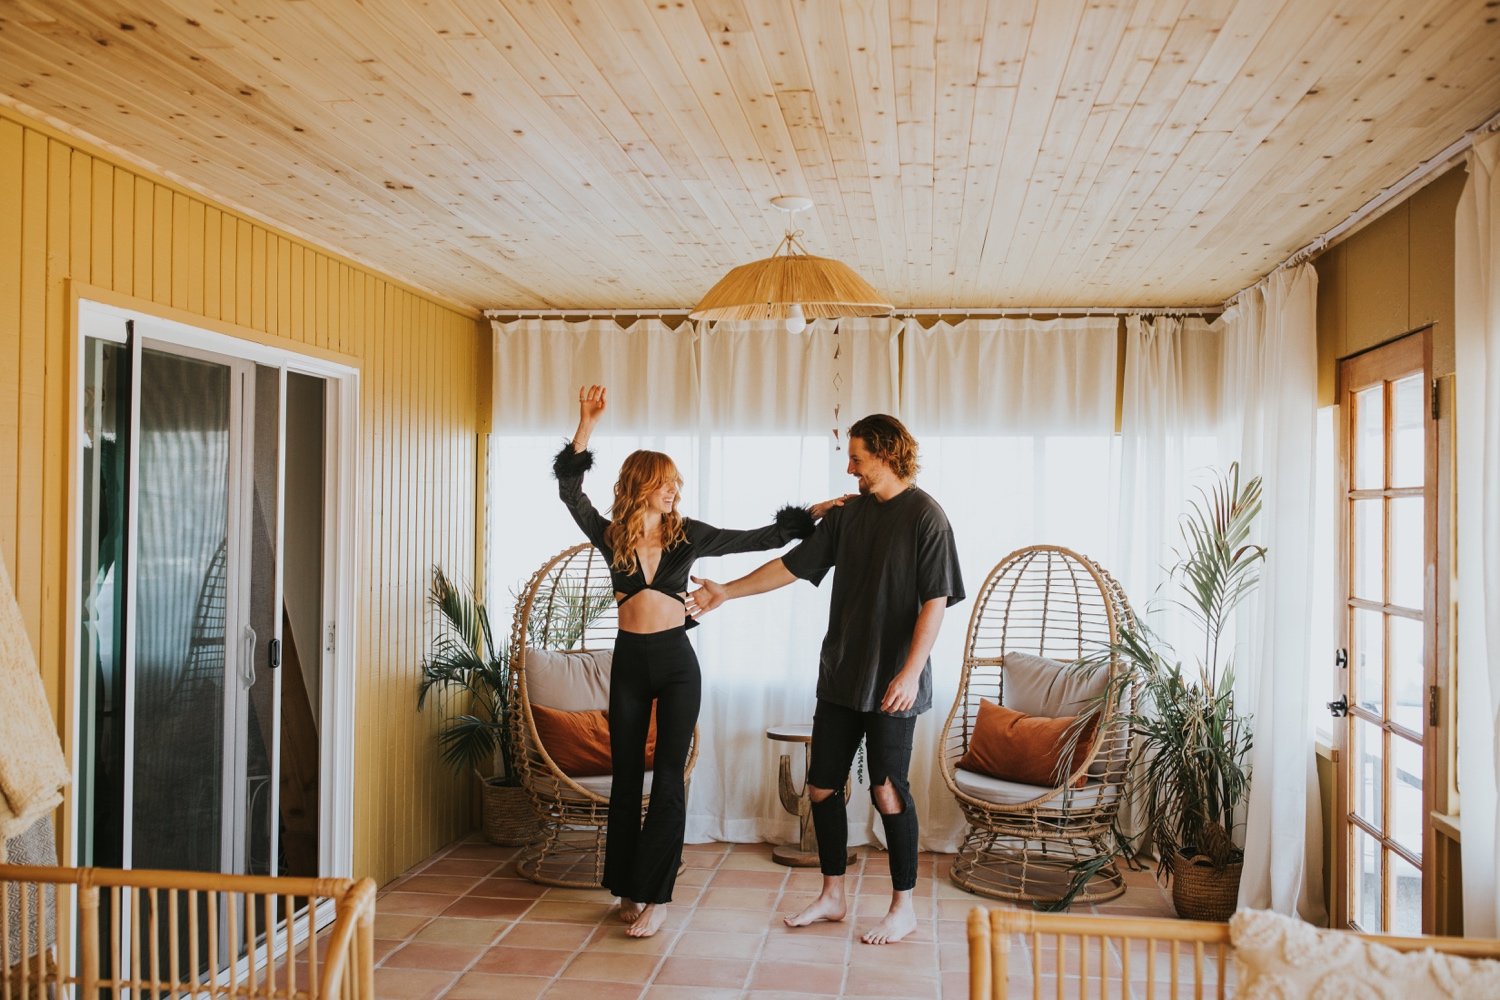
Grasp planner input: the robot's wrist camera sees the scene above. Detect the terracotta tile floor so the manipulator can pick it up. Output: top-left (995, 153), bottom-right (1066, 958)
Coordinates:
top-left (365, 837), bottom-right (1179, 999)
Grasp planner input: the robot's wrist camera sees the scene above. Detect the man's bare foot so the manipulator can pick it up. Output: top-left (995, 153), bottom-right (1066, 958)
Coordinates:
top-left (860, 903), bottom-right (917, 945)
top-left (783, 892), bottom-right (846, 927)
top-left (617, 898), bottom-right (643, 923)
top-left (626, 903), bottom-right (667, 938)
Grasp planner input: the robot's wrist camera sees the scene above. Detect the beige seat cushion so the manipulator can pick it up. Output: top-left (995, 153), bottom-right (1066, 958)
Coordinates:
top-left (1230, 908), bottom-right (1500, 999)
top-left (952, 767), bottom-right (1116, 809)
top-left (572, 772), bottom-right (653, 797)
top-left (523, 647), bottom-right (613, 711)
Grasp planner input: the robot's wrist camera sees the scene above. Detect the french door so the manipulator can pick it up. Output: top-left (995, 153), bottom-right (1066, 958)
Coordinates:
top-left (1333, 327), bottom-right (1436, 934)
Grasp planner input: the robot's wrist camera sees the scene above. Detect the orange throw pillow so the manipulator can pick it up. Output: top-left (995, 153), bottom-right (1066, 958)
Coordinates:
top-left (956, 699), bottom-right (1097, 788)
top-left (530, 703), bottom-right (658, 777)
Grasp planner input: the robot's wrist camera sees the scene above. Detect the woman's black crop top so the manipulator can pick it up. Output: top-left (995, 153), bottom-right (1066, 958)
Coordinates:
top-left (552, 443), bottom-right (813, 615)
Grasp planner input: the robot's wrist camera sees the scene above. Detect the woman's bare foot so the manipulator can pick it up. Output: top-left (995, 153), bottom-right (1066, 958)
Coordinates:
top-left (860, 897), bottom-right (917, 945)
top-left (617, 898), bottom-right (643, 923)
top-left (784, 888), bottom-right (846, 927)
top-left (626, 903), bottom-right (668, 938)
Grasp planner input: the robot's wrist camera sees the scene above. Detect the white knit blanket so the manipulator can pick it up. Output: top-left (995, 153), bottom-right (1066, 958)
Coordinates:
top-left (0, 553), bottom-right (69, 840)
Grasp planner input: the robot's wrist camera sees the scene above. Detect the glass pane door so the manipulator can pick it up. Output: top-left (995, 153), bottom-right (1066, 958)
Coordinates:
top-left (130, 346), bottom-right (237, 874)
top-left (1337, 331), bottom-right (1433, 934)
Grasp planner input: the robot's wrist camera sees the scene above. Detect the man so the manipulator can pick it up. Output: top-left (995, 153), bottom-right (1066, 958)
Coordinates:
top-left (687, 413), bottom-right (964, 945)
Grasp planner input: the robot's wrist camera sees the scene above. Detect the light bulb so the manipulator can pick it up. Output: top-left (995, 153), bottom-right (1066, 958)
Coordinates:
top-left (784, 303), bottom-right (807, 335)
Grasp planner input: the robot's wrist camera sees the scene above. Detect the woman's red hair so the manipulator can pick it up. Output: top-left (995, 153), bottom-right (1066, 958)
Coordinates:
top-left (606, 450), bottom-right (687, 573)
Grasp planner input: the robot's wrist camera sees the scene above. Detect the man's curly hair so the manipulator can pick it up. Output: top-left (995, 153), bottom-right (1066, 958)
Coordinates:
top-left (848, 413), bottom-right (919, 481)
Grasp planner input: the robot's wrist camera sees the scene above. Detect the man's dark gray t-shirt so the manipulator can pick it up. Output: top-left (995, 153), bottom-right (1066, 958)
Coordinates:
top-left (781, 486), bottom-right (964, 717)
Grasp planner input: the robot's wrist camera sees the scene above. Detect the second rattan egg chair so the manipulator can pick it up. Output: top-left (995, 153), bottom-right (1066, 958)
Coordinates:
top-left (938, 545), bottom-right (1136, 905)
top-left (508, 542), bottom-right (699, 888)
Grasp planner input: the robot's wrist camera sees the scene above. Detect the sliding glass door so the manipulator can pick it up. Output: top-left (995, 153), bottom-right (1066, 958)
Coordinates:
top-left (78, 327), bottom-right (327, 883)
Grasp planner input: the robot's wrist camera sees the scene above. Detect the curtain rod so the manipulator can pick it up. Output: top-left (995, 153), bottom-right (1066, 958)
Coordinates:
top-left (482, 308), bottom-right (689, 318)
top-left (1229, 105), bottom-right (1500, 307)
top-left (897, 306), bottom-right (1217, 317)
top-left (482, 305), bottom-right (1220, 320)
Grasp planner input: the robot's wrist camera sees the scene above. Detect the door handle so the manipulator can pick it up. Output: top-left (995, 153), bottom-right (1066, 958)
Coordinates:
top-left (1327, 695), bottom-right (1349, 718)
top-left (241, 624), bottom-right (258, 688)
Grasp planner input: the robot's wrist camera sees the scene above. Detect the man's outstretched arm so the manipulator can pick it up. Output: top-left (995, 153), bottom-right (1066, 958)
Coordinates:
top-left (686, 558), bottom-right (797, 617)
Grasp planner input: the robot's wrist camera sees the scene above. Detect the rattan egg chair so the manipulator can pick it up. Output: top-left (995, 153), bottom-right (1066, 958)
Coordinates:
top-left (508, 542), bottom-right (699, 888)
top-left (938, 545), bottom-right (1135, 905)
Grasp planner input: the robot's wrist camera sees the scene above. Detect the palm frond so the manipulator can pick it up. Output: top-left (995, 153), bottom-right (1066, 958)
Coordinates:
top-left (419, 564), bottom-right (520, 782)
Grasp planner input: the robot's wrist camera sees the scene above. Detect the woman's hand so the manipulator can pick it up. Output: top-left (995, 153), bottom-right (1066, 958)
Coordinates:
top-left (810, 493), bottom-right (857, 520)
top-left (572, 384), bottom-right (606, 450)
top-left (578, 384), bottom-right (607, 425)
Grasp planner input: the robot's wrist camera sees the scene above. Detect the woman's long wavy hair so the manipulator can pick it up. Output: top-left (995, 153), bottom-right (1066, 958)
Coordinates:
top-left (606, 450), bottom-right (688, 574)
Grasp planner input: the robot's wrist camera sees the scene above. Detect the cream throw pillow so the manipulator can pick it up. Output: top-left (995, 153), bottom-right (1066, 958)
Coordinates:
top-left (1230, 908), bottom-right (1500, 999)
top-left (522, 647), bottom-right (613, 712)
top-left (1002, 650), bottom-right (1105, 716)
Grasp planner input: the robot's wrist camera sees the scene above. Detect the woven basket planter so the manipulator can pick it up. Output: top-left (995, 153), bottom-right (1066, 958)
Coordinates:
top-left (481, 779), bottom-right (541, 846)
top-left (1169, 852), bottom-right (1243, 922)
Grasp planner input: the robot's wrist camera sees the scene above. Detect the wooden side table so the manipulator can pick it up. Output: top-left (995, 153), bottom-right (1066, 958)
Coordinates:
top-left (766, 724), bottom-right (858, 868)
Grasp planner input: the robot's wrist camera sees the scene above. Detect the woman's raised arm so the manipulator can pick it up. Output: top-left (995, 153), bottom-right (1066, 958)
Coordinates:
top-left (572, 383), bottom-right (606, 451)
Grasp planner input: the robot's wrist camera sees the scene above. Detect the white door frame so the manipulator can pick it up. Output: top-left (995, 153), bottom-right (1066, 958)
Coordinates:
top-left (70, 297), bottom-right (360, 882)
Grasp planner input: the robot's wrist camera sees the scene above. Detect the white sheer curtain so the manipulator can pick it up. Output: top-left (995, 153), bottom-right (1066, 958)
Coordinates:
top-left (1116, 315), bottom-right (1225, 845)
top-left (490, 307), bottom-right (1326, 885)
top-left (1222, 266), bottom-right (1325, 922)
top-left (491, 318), bottom-right (697, 432)
top-left (1116, 315), bottom-right (1224, 609)
top-left (902, 317), bottom-right (1121, 850)
top-left (1117, 280), bottom-right (1325, 923)
top-left (1455, 129), bottom-right (1500, 939)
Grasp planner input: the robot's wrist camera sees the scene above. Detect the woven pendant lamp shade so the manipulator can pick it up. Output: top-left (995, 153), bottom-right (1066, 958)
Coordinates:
top-left (690, 253), bottom-right (890, 321)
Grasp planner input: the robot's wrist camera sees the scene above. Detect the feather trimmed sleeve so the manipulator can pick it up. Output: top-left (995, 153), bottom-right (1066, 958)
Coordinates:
top-left (552, 441), bottom-right (608, 547)
top-left (552, 440), bottom-right (594, 480)
top-left (775, 504), bottom-right (816, 541)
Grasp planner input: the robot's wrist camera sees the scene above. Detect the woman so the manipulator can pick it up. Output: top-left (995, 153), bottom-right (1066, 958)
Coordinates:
top-left (553, 384), bottom-right (819, 938)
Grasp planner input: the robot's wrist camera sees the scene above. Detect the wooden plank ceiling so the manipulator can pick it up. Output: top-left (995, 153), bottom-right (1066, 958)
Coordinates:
top-left (1, 0), bottom-right (1497, 311)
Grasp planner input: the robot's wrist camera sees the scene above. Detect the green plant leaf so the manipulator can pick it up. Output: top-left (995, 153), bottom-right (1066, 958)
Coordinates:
top-left (420, 565), bottom-right (519, 781)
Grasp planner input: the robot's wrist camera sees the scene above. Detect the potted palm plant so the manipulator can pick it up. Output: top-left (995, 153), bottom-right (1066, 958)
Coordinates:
top-left (417, 567), bottom-right (539, 846)
top-left (1065, 464), bottom-right (1264, 920)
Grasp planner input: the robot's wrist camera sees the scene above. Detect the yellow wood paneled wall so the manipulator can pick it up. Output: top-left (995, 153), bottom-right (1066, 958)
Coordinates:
top-left (0, 104), bottom-right (486, 887)
top-left (1313, 165), bottom-right (1465, 404)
